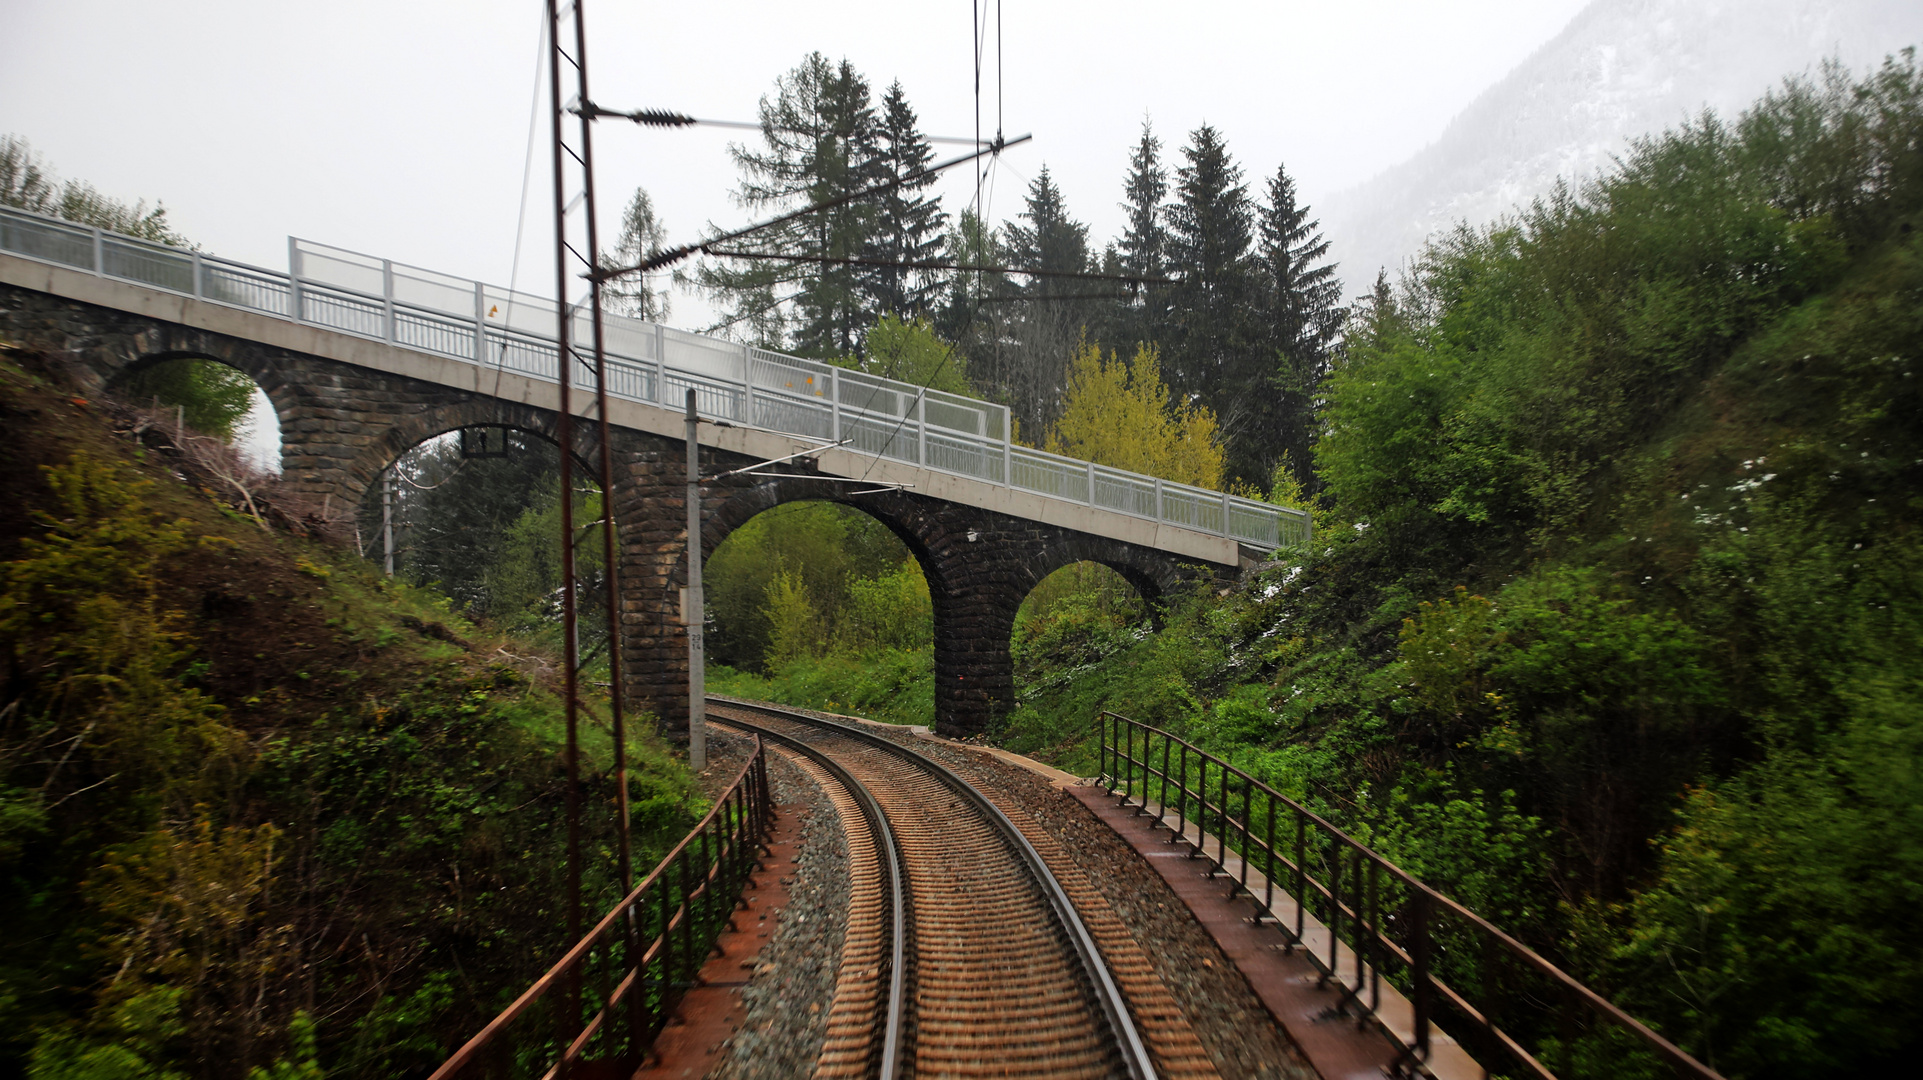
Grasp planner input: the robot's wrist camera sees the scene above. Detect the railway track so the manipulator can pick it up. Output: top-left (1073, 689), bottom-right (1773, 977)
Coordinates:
top-left (709, 698), bottom-right (1160, 1080)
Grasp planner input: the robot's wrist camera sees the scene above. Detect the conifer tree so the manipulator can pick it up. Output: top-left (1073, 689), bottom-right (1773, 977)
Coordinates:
top-left (1164, 124), bottom-right (1259, 476)
top-left (864, 81), bottom-right (947, 319)
top-left (990, 167), bottom-right (1094, 434)
top-left (1114, 120), bottom-right (1170, 351)
top-left (699, 54), bottom-right (881, 356)
top-left (602, 186), bottom-right (671, 322)
top-left (1002, 165), bottom-right (1090, 281)
top-left (1254, 161), bottom-right (1344, 488)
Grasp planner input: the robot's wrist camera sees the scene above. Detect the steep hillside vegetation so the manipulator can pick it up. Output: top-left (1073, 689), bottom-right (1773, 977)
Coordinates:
top-left (0, 348), bottom-right (700, 1079)
top-left (1002, 54), bottom-right (1923, 1078)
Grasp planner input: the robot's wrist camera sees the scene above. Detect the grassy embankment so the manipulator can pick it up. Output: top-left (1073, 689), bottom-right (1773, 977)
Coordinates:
top-left (0, 346), bottom-right (701, 1080)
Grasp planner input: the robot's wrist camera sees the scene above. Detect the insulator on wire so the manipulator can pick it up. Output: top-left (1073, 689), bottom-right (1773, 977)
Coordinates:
top-left (627, 109), bottom-right (697, 127)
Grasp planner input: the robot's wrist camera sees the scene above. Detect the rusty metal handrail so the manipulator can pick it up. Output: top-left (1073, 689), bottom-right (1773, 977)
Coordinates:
top-left (1098, 712), bottom-right (1722, 1080)
top-left (427, 736), bottom-right (772, 1080)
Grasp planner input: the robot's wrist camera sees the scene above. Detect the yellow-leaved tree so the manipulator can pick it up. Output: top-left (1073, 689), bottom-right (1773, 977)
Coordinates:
top-left (1045, 341), bottom-right (1225, 490)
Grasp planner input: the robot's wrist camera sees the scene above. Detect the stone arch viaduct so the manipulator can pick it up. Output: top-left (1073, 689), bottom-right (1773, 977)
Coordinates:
top-left (1, 236), bottom-right (1295, 736)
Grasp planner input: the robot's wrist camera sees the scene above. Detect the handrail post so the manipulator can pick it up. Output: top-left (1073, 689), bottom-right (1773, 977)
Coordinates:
top-left (1001, 406), bottom-right (1012, 486)
top-left (676, 850), bottom-right (695, 987)
top-left (382, 258), bottom-right (397, 342)
top-left (287, 237), bottom-right (304, 324)
top-left (1264, 794), bottom-right (1276, 915)
top-left (829, 366), bottom-right (841, 442)
top-left (91, 226), bottom-right (102, 276)
top-left (474, 282), bottom-right (488, 365)
top-left (1099, 715), bottom-right (1111, 792)
top-left (1367, 859), bottom-right (1381, 1015)
top-left (653, 324), bottom-right (666, 404)
top-left (916, 391), bottom-right (927, 465)
top-left (1326, 845), bottom-right (1341, 992)
top-left (1238, 771), bottom-right (1253, 898)
top-left (1411, 889), bottom-right (1431, 1061)
top-left (1293, 811), bottom-right (1307, 947)
top-left (1085, 460), bottom-right (1097, 505)
top-left (191, 250), bottom-right (204, 299)
top-left (1221, 491), bottom-right (1233, 538)
top-left (1217, 761), bottom-right (1230, 872)
top-left (1153, 730), bottom-right (1169, 822)
top-left (1154, 476), bottom-right (1164, 523)
top-left (1174, 742), bottom-right (1188, 844)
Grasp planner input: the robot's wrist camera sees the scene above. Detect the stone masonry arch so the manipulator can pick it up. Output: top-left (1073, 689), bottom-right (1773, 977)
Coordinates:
top-left (338, 398), bottom-right (607, 513)
top-left (617, 457), bottom-right (1218, 737)
top-left (1, 280), bottom-right (1237, 738)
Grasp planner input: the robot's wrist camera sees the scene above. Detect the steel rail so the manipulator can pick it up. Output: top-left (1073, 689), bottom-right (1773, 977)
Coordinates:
top-left (709, 716), bottom-right (909, 1080)
top-left (713, 696), bottom-right (1159, 1080)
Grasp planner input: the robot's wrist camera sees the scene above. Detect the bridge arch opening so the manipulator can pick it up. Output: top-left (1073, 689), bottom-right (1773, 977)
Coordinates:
top-left (1011, 560), bottom-right (1153, 693)
top-left (107, 353), bottom-right (281, 473)
top-left (355, 426), bottom-right (615, 657)
top-left (703, 499), bottom-right (936, 722)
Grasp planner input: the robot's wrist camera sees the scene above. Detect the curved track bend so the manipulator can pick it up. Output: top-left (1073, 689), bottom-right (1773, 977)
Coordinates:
top-left (710, 699), bottom-right (1158, 1080)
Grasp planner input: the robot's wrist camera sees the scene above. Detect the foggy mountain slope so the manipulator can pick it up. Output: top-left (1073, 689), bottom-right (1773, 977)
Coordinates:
top-left (1317, 0), bottom-right (1923, 299)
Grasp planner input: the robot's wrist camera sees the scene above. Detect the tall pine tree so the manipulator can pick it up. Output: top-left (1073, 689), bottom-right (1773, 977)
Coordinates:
top-left (864, 81), bottom-right (947, 319)
top-left (1164, 124), bottom-right (1260, 478)
top-left (699, 54), bottom-right (881, 356)
top-left (1254, 161), bottom-right (1344, 489)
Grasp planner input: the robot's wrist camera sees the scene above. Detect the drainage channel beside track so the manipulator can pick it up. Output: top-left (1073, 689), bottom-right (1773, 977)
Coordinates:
top-left (709, 699), bottom-right (1159, 1080)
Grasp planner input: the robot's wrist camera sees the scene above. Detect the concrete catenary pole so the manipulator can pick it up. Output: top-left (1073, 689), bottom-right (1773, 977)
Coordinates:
top-left (686, 388), bottom-right (706, 771)
top-left (381, 471), bottom-right (395, 577)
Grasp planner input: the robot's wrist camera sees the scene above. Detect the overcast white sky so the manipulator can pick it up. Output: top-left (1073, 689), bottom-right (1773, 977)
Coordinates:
top-left (4, 0), bottom-right (1591, 326)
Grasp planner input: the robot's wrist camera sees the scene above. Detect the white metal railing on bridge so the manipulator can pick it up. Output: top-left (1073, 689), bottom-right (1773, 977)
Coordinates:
top-left (0, 204), bottom-right (1311, 550)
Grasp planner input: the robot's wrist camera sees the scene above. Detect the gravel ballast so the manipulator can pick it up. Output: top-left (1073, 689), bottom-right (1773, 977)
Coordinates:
top-left (706, 739), bottom-right (846, 1079)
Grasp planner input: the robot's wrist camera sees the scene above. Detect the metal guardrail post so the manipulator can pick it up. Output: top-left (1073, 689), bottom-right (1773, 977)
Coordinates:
top-left (1086, 461), bottom-right (1097, 505)
top-left (916, 392), bottom-right (927, 465)
top-left (191, 251), bottom-right (203, 299)
top-left (829, 367), bottom-right (842, 443)
top-left (473, 282), bottom-right (487, 363)
top-left (1158, 735), bottom-right (1173, 829)
top-left (286, 237), bottom-right (304, 324)
top-left (653, 325), bottom-right (666, 403)
top-left (1411, 889), bottom-right (1432, 1061)
top-left (90, 226), bottom-right (103, 276)
top-left (1154, 477), bottom-right (1164, 524)
top-left (382, 258), bottom-right (396, 342)
top-left (1221, 491), bottom-right (1233, 538)
top-left (1099, 714), bottom-right (1110, 791)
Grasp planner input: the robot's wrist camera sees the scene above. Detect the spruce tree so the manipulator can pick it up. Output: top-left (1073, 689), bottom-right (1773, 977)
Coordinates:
top-left (865, 81), bottom-right (947, 319)
top-left (1002, 164), bottom-right (1090, 280)
top-left (1164, 124), bottom-right (1259, 477)
top-left (1114, 120), bottom-right (1170, 351)
top-left (931, 207), bottom-right (1002, 362)
top-left (1254, 161), bottom-right (1345, 488)
top-left (992, 166), bottom-right (1094, 434)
